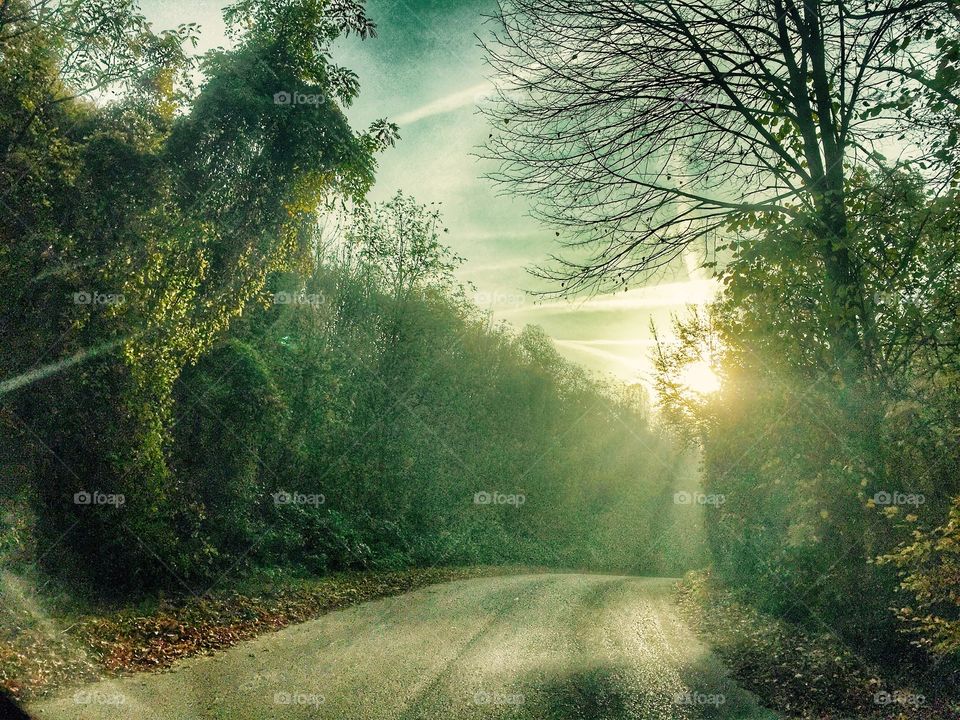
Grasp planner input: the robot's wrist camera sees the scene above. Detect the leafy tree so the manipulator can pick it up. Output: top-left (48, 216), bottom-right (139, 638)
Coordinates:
top-left (483, 0), bottom-right (958, 379)
top-left (656, 169), bottom-right (960, 667)
top-left (0, 0), bottom-right (394, 592)
top-left (879, 496), bottom-right (960, 663)
top-left (208, 195), bottom-right (699, 578)
top-left (345, 191), bottom-right (463, 304)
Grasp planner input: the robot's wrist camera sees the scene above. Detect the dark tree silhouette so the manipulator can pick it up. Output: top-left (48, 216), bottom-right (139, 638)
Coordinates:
top-left (482, 0), bottom-right (953, 373)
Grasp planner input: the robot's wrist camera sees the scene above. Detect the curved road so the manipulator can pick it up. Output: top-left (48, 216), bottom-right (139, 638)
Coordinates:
top-left (30, 574), bottom-right (778, 720)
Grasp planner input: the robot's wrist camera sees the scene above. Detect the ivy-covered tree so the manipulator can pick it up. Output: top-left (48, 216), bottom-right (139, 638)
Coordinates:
top-left (0, 0), bottom-right (396, 591)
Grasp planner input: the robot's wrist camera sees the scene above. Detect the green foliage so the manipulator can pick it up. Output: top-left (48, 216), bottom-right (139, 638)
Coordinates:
top-left (0, 0), bottom-right (390, 594)
top-left (657, 169), bottom-right (960, 674)
top-left (345, 191), bottom-right (463, 300)
top-left (879, 496), bottom-right (960, 663)
top-left (210, 195), bottom-right (695, 578)
top-left (173, 340), bottom-right (286, 566)
top-left (1, 0), bottom-right (696, 597)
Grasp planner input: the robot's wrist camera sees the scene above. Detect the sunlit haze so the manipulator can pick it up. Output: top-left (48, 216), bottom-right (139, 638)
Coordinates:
top-left (139, 0), bottom-right (718, 387)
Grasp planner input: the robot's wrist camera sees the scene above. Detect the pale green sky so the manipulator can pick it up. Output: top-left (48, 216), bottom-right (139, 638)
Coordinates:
top-left (140, 0), bottom-right (717, 387)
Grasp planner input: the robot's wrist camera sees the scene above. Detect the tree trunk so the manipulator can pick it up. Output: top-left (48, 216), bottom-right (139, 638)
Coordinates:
top-left (817, 184), bottom-right (864, 385)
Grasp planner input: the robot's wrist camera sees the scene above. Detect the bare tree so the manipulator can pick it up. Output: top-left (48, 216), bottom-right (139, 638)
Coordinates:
top-left (482, 0), bottom-right (954, 374)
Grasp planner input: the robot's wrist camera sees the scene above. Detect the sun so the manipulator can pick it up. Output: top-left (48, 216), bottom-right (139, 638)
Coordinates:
top-left (678, 359), bottom-right (721, 396)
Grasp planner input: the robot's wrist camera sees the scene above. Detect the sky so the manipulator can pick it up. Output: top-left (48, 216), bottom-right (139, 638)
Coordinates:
top-left (140, 0), bottom-right (718, 387)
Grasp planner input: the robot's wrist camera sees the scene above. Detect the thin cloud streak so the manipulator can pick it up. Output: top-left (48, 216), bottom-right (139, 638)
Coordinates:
top-left (393, 82), bottom-right (494, 126)
top-left (553, 340), bottom-right (646, 373)
top-left (554, 339), bottom-right (659, 347)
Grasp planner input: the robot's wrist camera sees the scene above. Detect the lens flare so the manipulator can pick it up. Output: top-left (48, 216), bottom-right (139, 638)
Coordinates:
top-left (678, 359), bottom-right (720, 395)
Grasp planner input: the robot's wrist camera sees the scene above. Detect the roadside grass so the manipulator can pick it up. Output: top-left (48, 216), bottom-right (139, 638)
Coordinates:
top-left (675, 569), bottom-right (960, 720)
top-left (0, 565), bottom-right (523, 702)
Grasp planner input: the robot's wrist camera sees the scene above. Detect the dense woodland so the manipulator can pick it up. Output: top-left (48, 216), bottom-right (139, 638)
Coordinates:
top-left (482, 0), bottom-right (960, 690)
top-left (654, 170), bottom-right (960, 678)
top-left (3, 0), bottom-right (960, 707)
top-left (0, 0), bottom-right (694, 601)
